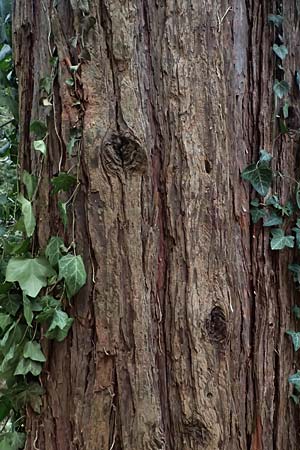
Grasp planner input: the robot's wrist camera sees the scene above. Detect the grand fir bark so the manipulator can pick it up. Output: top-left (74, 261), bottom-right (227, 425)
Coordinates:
top-left (12, 1), bottom-right (300, 449)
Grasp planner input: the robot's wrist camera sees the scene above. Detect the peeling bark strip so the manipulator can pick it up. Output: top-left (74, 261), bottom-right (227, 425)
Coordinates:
top-left (13, 1), bottom-right (300, 449)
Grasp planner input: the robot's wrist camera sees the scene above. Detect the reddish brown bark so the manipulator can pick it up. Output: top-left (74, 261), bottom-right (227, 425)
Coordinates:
top-left (13, 1), bottom-right (300, 449)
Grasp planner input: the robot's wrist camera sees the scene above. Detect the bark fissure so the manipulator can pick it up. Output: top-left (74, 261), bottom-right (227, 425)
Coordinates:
top-left (12, 0), bottom-right (300, 449)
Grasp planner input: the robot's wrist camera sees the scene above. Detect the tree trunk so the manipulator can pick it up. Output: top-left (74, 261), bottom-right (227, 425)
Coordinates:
top-left (12, 1), bottom-right (300, 449)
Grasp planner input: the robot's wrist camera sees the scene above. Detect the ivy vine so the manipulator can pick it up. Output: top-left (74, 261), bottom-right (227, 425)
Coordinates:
top-left (242, 11), bottom-right (300, 404)
top-left (0, 1), bottom-right (87, 447)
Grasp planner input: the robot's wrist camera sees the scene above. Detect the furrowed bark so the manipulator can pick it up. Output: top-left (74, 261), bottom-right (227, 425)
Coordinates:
top-left (13, 1), bottom-right (300, 449)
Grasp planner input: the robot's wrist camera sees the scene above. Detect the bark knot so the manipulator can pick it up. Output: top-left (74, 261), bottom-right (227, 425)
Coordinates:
top-left (206, 306), bottom-right (228, 347)
top-left (101, 129), bottom-right (147, 176)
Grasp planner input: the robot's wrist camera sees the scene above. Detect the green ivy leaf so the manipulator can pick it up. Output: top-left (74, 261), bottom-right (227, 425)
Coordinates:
top-left (11, 382), bottom-right (44, 413)
top-left (22, 170), bottom-right (37, 201)
top-left (250, 208), bottom-right (266, 224)
top-left (290, 394), bottom-right (299, 404)
top-left (283, 101), bottom-right (289, 119)
top-left (281, 201), bottom-right (293, 217)
top-left (58, 201), bottom-right (68, 228)
top-left (293, 230), bottom-right (300, 249)
top-left (33, 140), bottom-right (46, 155)
top-left (23, 294), bottom-right (33, 326)
top-left (69, 64), bottom-right (80, 73)
top-left (266, 195), bottom-right (280, 208)
top-left (51, 172), bottom-right (76, 195)
top-left (241, 163), bottom-right (272, 196)
top-left (36, 295), bottom-right (61, 323)
top-left (14, 358), bottom-right (42, 376)
top-left (272, 44), bottom-right (288, 60)
top-left (268, 14), bottom-right (283, 27)
top-left (23, 341), bottom-right (46, 362)
top-left (0, 397), bottom-right (11, 421)
top-left (270, 229), bottom-right (294, 250)
top-left (65, 78), bottom-right (74, 87)
top-left (293, 305), bottom-right (300, 319)
top-left (8, 432), bottom-right (25, 450)
top-left (6, 257), bottom-right (56, 298)
top-left (30, 120), bottom-right (47, 139)
top-left (286, 331), bottom-right (300, 351)
top-left (250, 198), bottom-right (260, 207)
top-left (289, 264), bottom-right (300, 283)
top-left (259, 149), bottom-right (272, 163)
top-left (45, 310), bottom-right (73, 342)
top-left (17, 194), bottom-right (36, 237)
top-left (296, 185), bottom-right (300, 210)
top-left (45, 236), bottom-right (65, 267)
top-left (289, 371), bottom-right (300, 388)
top-left (0, 44), bottom-right (11, 61)
top-left (0, 313), bottom-right (12, 332)
top-left (296, 71), bottom-right (300, 91)
top-left (273, 79), bottom-right (289, 99)
top-left (0, 345), bottom-right (16, 374)
top-left (0, 293), bottom-right (21, 316)
top-left (39, 76), bottom-right (52, 95)
top-left (263, 213), bottom-right (283, 227)
top-left (58, 254), bottom-right (86, 297)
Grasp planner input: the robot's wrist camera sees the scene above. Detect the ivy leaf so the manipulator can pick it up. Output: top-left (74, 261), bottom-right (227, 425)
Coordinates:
top-left (296, 185), bottom-right (300, 210)
top-left (33, 140), bottom-right (46, 155)
top-left (259, 149), bottom-right (272, 163)
top-left (51, 172), bottom-right (76, 194)
top-left (263, 213), bottom-right (283, 227)
top-left (0, 313), bottom-right (12, 332)
top-left (45, 236), bottom-right (65, 267)
top-left (45, 310), bottom-right (73, 342)
top-left (6, 257), bottom-right (56, 298)
top-left (286, 331), bottom-right (300, 351)
top-left (273, 79), bottom-right (289, 99)
top-left (58, 201), bottom-right (68, 228)
top-left (11, 382), bottom-right (44, 413)
top-left (36, 296), bottom-right (60, 323)
top-left (283, 102), bottom-right (289, 119)
top-left (8, 432), bottom-right (25, 450)
top-left (289, 371), bottom-right (300, 388)
top-left (0, 397), bottom-right (11, 421)
top-left (58, 254), bottom-right (86, 297)
top-left (39, 76), bottom-right (52, 95)
top-left (30, 120), bottom-right (47, 139)
top-left (14, 358), bottom-right (42, 376)
top-left (296, 71), bottom-right (300, 91)
top-left (281, 201), bottom-right (293, 217)
top-left (0, 345), bottom-right (16, 374)
top-left (292, 228), bottom-right (300, 249)
top-left (250, 208), bottom-right (266, 224)
top-left (0, 44), bottom-right (11, 61)
top-left (266, 195), bottom-right (280, 208)
top-left (65, 78), bottom-right (74, 87)
top-left (290, 394), bottom-right (299, 404)
top-left (22, 170), bottom-right (37, 201)
top-left (293, 305), bottom-right (300, 319)
top-left (23, 341), bottom-right (46, 362)
top-left (270, 229), bottom-right (294, 250)
top-left (272, 44), bottom-right (288, 60)
top-left (17, 194), bottom-right (36, 237)
top-left (250, 198), bottom-right (260, 207)
top-left (241, 163), bottom-right (272, 196)
top-left (69, 64), bottom-right (80, 73)
top-left (268, 14), bottom-right (283, 27)
top-left (289, 264), bottom-right (300, 283)
top-left (23, 294), bottom-right (33, 326)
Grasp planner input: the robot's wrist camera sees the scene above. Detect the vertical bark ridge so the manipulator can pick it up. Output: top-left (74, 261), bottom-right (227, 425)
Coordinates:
top-left (12, 0), bottom-right (300, 449)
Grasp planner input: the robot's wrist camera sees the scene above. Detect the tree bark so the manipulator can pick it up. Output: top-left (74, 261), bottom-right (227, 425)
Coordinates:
top-left (13, 1), bottom-right (300, 449)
